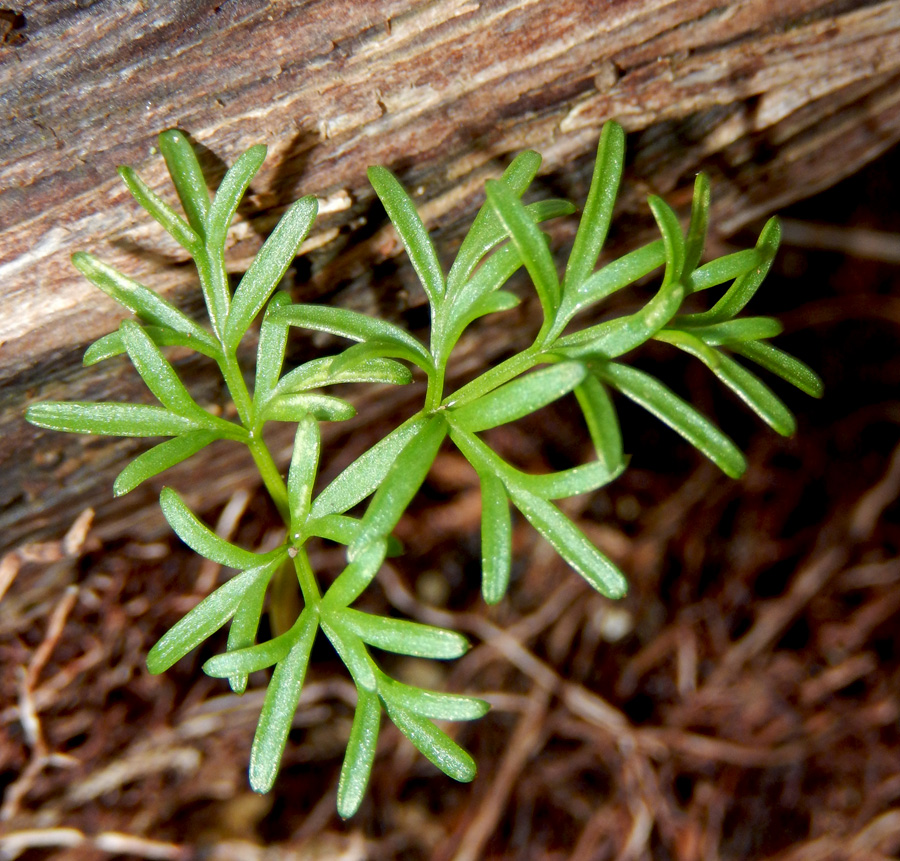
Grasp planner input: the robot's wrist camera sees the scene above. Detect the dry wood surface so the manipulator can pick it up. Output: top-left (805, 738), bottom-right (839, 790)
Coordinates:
top-left (2, 0), bottom-right (900, 545)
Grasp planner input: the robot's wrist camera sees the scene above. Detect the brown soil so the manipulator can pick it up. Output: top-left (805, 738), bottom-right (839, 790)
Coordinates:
top-left (3, 149), bottom-right (900, 861)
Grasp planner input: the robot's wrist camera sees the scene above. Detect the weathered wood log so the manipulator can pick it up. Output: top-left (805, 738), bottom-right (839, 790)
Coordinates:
top-left (3, 0), bottom-right (900, 552)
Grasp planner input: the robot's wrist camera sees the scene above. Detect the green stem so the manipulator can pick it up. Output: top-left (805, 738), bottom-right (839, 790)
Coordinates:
top-left (214, 304), bottom-right (310, 635)
top-left (270, 547), bottom-right (321, 637)
top-left (443, 347), bottom-right (540, 409)
top-left (425, 364), bottom-right (445, 413)
top-left (247, 436), bottom-right (290, 522)
top-left (219, 352), bottom-right (254, 426)
top-left (218, 347), bottom-right (291, 521)
top-left (534, 314), bottom-right (556, 351)
top-left (293, 547), bottom-right (322, 605)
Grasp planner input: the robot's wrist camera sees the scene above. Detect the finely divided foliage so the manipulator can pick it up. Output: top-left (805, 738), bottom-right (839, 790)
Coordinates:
top-left (26, 123), bottom-right (822, 816)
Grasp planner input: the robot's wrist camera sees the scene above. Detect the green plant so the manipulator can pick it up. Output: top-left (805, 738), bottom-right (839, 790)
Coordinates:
top-left (25, 122), bottom-right (822, 816)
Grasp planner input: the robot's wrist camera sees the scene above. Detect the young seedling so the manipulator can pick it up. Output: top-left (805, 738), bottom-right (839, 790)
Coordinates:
top-left (26, 122), bottom-right (822, 816)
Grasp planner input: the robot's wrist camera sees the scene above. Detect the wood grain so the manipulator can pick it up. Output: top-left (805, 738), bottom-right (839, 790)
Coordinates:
top-left (3, 0), bottom-right (899, 551)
